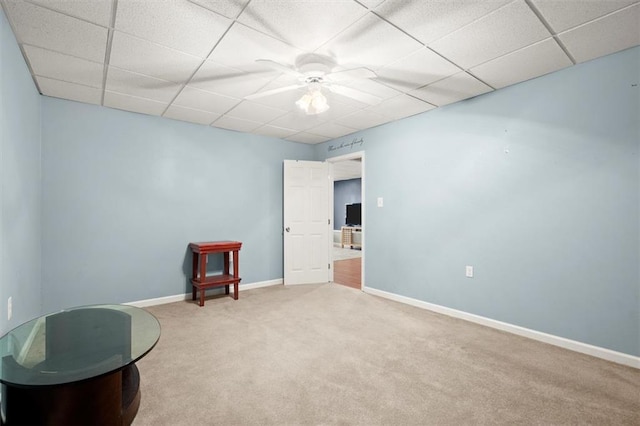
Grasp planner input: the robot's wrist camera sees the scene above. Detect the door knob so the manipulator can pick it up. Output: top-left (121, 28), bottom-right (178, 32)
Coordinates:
top-left (285, 227), bottom-right (290, 232)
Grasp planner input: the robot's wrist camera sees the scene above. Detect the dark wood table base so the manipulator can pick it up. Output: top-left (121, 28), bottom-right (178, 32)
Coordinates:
top-left (1, 364), bottom-right (140, 425)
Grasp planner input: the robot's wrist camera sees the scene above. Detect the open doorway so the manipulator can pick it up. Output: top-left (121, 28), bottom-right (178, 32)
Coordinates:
top-left (329, 152), bottom-right (364, 290)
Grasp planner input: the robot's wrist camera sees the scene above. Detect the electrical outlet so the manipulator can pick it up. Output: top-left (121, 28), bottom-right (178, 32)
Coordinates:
top-left (8, 297), bottom-right (12, 320)
top-left (465, 266), bottom-right (474, 278)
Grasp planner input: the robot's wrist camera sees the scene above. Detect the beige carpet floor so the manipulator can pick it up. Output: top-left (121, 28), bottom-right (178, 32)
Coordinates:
top-left (134, 284), bottom-right (639, 425)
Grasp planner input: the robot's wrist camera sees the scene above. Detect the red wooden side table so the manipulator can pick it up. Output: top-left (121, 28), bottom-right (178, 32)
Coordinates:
top-left (189, 241), bottom-right (242, 307)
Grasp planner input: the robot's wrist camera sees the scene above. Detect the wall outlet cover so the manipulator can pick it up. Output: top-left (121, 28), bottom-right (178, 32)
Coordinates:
top-left (465, 266), bottom-right (474, 278)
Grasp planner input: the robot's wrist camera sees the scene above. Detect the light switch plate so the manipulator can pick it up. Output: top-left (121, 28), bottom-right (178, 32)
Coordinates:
top-left (377, 197), bottom-right (383, 207)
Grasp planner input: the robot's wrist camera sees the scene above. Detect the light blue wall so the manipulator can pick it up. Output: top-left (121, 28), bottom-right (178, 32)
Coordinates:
top-left (0, 8), bottom-right (42, 334)
top-left (334, 178), bottom-right (361, 230)
top-left (3, 0), bottom-right (638, 358)
top-left (316, 47), bottom-right (640, 357)
top-left (41, 99), bottom-right (315, 312)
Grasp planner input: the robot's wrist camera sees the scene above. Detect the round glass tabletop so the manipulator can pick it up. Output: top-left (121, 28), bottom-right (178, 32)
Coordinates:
top-left (0, 304), bottom-right (160, 386)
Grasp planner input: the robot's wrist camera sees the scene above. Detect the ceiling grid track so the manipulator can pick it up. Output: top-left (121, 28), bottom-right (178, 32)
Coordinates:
top-left (0, 0), bottom-right (41, 94)
top-left (524, 0), bottom-right (577, 65)
top-left (3, 0), bottom-right (637, 142)
top-left (101, 0), bottom-right (119, 106)
top-left (160, 0), bottom-right (258, 120)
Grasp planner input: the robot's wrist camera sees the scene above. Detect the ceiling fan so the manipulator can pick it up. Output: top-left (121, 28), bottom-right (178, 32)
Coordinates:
top-left (245, 54), bottom-right (382, 115)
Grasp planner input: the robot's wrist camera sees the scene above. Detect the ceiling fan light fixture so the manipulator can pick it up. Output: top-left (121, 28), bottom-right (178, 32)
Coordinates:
top-left (296, 86), bottom-right (329, 115)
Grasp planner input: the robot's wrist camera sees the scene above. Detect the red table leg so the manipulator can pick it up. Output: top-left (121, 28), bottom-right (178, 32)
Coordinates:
top-left (198, 254), bottom-right (207, 307)
top-left (223, 252), bottom-right (230, 295)
top-left (233, 250), bottom-right (239, 300)
top-left (191, 252), bottom-right (198, 301)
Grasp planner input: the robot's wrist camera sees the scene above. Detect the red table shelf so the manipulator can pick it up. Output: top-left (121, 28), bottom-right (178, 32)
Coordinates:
top-left (189, 241), bottom-right (242, 307)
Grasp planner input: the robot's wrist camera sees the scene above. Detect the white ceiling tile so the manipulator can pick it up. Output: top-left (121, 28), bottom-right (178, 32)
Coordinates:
top-left (164, 105), bottom-right (219, 125)
top-left (375, 0), bottom-right (510, 44)
top-left (286, 132), bottom-right (329, 144)
top-left (317, 14), bottom-right (423, 70)
top-left (334, 109), bottom-right (393, 130)
top-left (27, 0), bottom-right (114, 27)
top-left (366, 94), bottom-right (435, 119)
top-left (531, 0), bottom-right (638, 33)
top-left (244, 75), bottom-right (309, 110)
top-left (172, 86), bottom-right (240, 114)
top-left (313, 97), bottom-right (361, 122)
top-left (188, 0), bottom-right (250, 19)
top-left (103, 91), bottom-right (168, 116)
top-left (109, 31), bottom-right (203, 82)
top-left (225, 100), bottom-right (287, 123)
top-left (237, 0), bottom-right (367, 51)
top-left (249, 91), bottom-right (308, 112)
top-left (212, 115), bottom-right (262, 133)
top-left (344, 78), bottom-right (402, 101)
top-left (106, 67), bottom-right (182, 102)
top-left (115, 0), bottom-right (231, 58)
top-left (358, 0), bottom-right (385, 9)
top-left (208, 23), bottom-right (303, 73)
top-left (269, 111), bottom-right (327, 132)
top-left (253, 125), bottom-right (298, 139)
top-left (429, 0), bottom-right (551, 69)
top-left (470, 38), bottom-right (572, 89)
top-left (308, 122), bottom-right (358, 138)
top-left (36, 76), bottom-right (102, 105)
top-left (324, 88), bottom-right (371, 110)
top-left (333, 160), bottom-right (362, 181)
top-left (376, 48), bottom-right (461, 91)
top-left (559, 3), bottom-right (640, 63)
top-left (188, 60), bottom-right (274, 98)
top-left (4, 0), bottom-right (635, 140)
top-left (24, 45), bottom-right (104, 88)
top-left (4, 0), bottom-right (107, 62)
top-left (410, 72), bottom-right (493, 106)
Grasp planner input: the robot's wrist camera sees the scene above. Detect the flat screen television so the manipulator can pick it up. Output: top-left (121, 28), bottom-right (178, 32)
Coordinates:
top-left (345, 203), bottom-right (361, 226)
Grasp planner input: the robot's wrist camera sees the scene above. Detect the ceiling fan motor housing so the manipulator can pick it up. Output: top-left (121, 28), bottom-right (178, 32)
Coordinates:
top-left (295, 53), bottom-right (336, 76)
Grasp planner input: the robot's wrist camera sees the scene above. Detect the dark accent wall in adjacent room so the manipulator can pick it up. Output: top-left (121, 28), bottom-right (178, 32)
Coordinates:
top-left (334, 178), bottom-right (361, 230)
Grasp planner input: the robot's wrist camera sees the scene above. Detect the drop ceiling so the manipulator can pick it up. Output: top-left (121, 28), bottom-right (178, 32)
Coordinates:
top-left (333, 159), bottom-right (362, 181)
top-left (2, 0), bottom-right (639, 144)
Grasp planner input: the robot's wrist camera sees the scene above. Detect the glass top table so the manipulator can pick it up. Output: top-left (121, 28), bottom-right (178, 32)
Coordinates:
top-left (0, 304), bottom-right (160, 387)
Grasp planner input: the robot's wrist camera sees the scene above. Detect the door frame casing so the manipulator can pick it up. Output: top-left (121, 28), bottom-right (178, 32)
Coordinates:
top-left (327, 151), bottom-right (365, 290)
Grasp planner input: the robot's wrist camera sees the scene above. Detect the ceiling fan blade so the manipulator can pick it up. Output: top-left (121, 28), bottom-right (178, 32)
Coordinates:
top-left (325, 67), bottom-right (377, 82)
top-left (245, 83), bottom-right (307, 100)
top-left (326, 84), bottom-right (382, 105)
top-left (255, 59), bottom-right (304, 79)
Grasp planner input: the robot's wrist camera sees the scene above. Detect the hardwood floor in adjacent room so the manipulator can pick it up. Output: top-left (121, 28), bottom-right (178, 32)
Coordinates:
top-left (333, 258), bottom-right (361, 289)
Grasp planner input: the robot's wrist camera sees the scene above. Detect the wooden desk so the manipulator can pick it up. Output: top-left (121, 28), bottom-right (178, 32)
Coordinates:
top-left (189, 241), bottom-right (242, 307)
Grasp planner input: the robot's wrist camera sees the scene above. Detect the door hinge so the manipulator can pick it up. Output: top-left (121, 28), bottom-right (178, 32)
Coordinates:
top-left (328, 218), bottom-right (331, 225)
top-left (328, 263), bottom-right (331, 270)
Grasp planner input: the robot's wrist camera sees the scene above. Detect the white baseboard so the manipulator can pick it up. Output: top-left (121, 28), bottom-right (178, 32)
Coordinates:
top-left (363, 287), bottom-right (640, 369)
top-left (126, 279), bottom-right (283, 308)
top-left (126, 293), bottom-right (189, 308)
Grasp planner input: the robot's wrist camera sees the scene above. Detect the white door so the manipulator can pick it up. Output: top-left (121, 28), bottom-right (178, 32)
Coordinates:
top-left (283, 160), bottom-right (330, 285)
